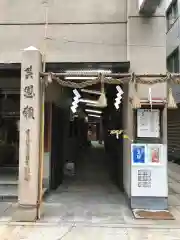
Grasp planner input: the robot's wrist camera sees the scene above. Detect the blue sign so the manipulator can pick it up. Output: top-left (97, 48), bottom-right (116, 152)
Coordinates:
top-left (132, 145), bottom-right (145, 164)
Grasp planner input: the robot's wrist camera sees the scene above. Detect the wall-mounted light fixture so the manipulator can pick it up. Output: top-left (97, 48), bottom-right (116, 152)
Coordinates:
top-left (85, 109), bottom-right (102, 114)
top-left (88, 114), bottom-right (101, 118)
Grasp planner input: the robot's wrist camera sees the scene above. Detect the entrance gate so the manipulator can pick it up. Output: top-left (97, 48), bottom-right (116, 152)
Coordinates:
top-left (13, 47), bottom-right (180, 221)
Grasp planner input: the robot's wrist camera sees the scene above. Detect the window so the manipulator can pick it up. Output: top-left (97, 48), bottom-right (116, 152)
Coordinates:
top-left (167, 48), bottom-right (179, 73)
top-left (166, 0), bottom-right (178, 31)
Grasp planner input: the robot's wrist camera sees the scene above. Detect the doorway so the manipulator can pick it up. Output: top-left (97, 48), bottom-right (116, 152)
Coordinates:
top-left (49, 82), bottom-right (124, 190)
top-left (0, 66), bottom-right (20, 200)
top-left (43, 80), bottom-right (128, 223)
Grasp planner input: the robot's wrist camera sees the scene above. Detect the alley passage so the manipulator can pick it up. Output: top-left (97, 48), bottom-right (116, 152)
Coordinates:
top-left (42, 141), bottom-right (129, 224)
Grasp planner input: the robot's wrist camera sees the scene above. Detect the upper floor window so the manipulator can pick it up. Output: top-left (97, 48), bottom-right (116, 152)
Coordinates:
top-left (167, 48), bottom-right (179, 73)
top-left (166, 0), bottom-right (178, 31)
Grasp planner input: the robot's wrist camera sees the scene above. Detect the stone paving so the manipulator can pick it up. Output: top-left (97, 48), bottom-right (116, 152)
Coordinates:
top-left (1, 224), bottom-right (180, 239)
top-left (0, 150), bottom-right (180, 238)
top-left (0, 161), bottom-right (179, 239)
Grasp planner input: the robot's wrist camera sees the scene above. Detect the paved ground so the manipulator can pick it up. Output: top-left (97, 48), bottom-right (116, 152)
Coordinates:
top-left (0, 224), bottom-right (180, 239)
top-left (0, 144), bottom-right (180, 239)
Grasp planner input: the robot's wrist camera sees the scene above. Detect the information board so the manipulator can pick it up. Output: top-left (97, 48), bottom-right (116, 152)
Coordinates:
top-left (137, 109), bottom-right (160, 138)
top-left (131, 144), bottom-right (168, 197)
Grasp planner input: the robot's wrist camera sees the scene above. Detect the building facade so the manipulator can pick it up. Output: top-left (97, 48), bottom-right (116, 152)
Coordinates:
top-left (0, 0), bottom-right (168, 220)
top-left (0, 0), bottom-right (165, 69)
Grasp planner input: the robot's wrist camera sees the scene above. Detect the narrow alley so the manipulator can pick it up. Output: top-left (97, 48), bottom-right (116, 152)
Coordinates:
top-left (41, 141), bottom-right (127, 224)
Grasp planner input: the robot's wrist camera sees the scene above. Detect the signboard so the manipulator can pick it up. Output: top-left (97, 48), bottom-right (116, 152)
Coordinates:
top-left (137, 169), bottom-right (152, 188)
top-left (137, 109), bottom-right (160, 138)
top-left (21, 65), bottom-right (35, 181)
top-left (131, 144), bottom-right (168, 197)
top-left (131, 144), bottom-right (146, 164)
top-left (18, 48), bottom-right (41, 206)
top-left (147, 144), bottom-right (163, 165)
top-left (131, 144), bottom-right (164, 166)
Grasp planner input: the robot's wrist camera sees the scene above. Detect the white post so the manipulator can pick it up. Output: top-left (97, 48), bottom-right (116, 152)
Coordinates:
top-left (13, 47), bottom-right (42, 221)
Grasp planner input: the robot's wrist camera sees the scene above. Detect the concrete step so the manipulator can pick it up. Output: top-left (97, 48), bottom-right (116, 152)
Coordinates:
top-left (0, 185), bottom-right (18, 202)
top-left (0, 186), bottom-right (48, 202)
top-left (0, 181), bottom-right (18, 186)
top-left (0, 167), bottom-right (18, 174)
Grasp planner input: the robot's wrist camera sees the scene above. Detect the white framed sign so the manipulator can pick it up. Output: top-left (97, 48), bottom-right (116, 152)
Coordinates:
top-left (137, 109), bottom-right (160, 138)
top-left (131, 144), bottom-right (147, 165)
top-left (131, 166), bottom-right (168, 197)
top-left (131, 143), bottom-right (165, 166)
top-left (147, 144), bottom-right (164, 165)
top-left (131, 144), bottom-right (168, 197)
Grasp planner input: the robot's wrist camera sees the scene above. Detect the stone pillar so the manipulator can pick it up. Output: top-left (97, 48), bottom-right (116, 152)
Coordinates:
top-left (13, 47), bottom-right (42, 221)
top-left (123, 83), bottom-right (133, 197)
